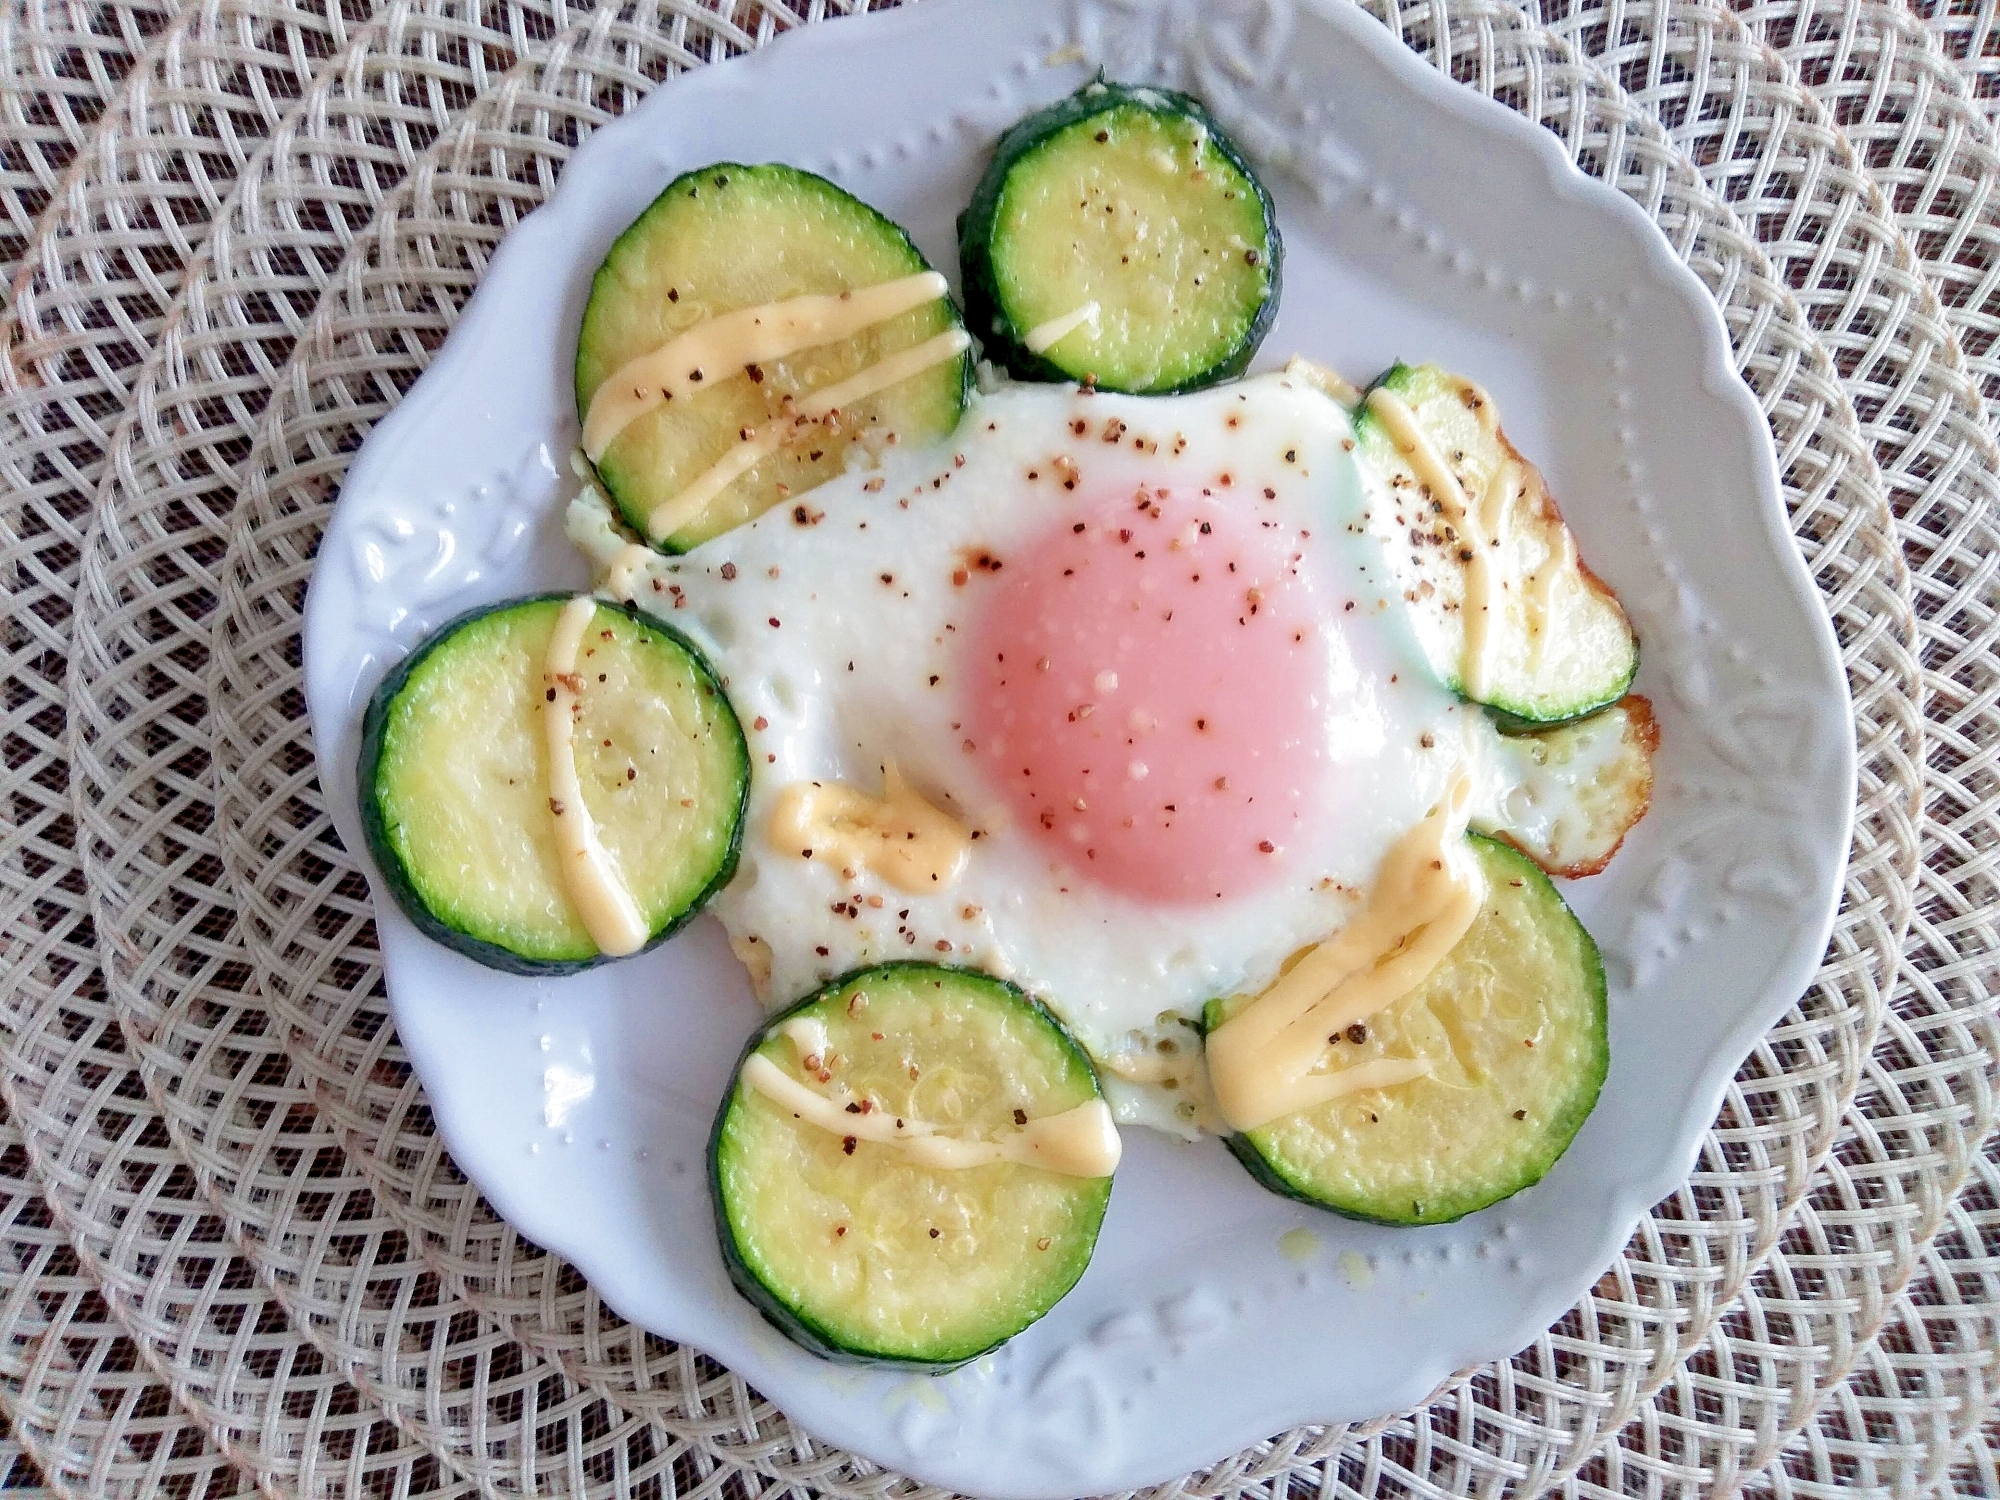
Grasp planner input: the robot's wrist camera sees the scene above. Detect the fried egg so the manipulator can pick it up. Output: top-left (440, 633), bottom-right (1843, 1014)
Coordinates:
top-left (572, 373), bottom-right (1590, 1135)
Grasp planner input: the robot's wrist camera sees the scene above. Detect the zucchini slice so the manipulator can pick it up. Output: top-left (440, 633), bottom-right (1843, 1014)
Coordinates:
top-left (359, 595), bottom-right (748, 974)
top-left (1477, 695), bottom-right (1659, 879)
top-left (1204, 835), bottom-right (1607, 1225)
top-left (1352, 363), bottom-right (1639, 725)
top-left (959, 80), bottom-right (1280, 393)
top-left (710, 963), bottom-right (1118, 1367)
top-left (575, 164), bottom-right (970, 553)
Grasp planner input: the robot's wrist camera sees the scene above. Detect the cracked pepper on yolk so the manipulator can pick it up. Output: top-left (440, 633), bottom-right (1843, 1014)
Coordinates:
top-left (966, 486), bottom-right (1333, 904)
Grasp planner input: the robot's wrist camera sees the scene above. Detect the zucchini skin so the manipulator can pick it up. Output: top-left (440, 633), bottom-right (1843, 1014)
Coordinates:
top-left (707, 962), bottom-right (1110, 1368)
top-left (357, 593), bottom-right (748, 976)
top-left (1213, 836), bottom-right (1608, 1226)
top-left (1481, 662), bottom-right (1637, 734)
top-left (957, 81), bottom-right (1282, 394)
top-left (1464, 639), bottom-right (1638, 732)
top-left (575, 162), bottom-right (971, 555)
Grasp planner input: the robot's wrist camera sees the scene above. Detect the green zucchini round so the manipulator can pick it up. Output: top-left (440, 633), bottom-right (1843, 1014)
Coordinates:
top-left (575, 163), bottom-right (970, 553)
top-left (1209, 835), bottom-right (1608, 1225)
top-left (958, 80), bottom-right (1280, 393)
top-left (709, 963), bottom-right (1115, 1367)
top-left (359, 594), bottom-right (749, 974)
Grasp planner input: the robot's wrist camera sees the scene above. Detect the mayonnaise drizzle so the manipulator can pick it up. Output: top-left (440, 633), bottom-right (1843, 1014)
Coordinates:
top-left (1364, 387), bottom-right (1500, 699)
top-left (1097, 1049), bottom-right (1182, 1084)
top-left (1205, 774), bottom-right (1486, 1133)
top-left (643, 327), bottom-right (971, 543)
top-left (1021, 300), bottom-right (1100, 354)
top-left (1469, 388), bottom-right (1576, 676)
top-left (740, 1053), bottom-right (1122, 1177)
top-left (1526, 522), bottom-right (1576, 672)
top-left (603, 541), bottom-right (657, 600)
top-left (581, 270), bottom-right (952, 461)
top-left (1284, 354), bottom-right (1363, 409)
top-left (543, 596), bottom-right (649, 956)
top-left (767, 760), bottom-right (972, 894)
top-left (780, 1014), bottom-right (832, 1065)
top-left (1483, 455), bottom-right (1516, 538)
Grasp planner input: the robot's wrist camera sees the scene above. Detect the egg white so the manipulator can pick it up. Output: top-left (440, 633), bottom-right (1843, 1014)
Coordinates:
top-left (573, 374), bottom-right (1545, 1135)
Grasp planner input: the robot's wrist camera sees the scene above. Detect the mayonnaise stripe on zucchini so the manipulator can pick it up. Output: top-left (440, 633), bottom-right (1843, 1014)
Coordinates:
top-left (541, 596), bottom-right (649, 955)
top-left (644, 325), bottom-right (970, 544)
top-left (739, 1052), bottom-right (1119, 1175)
top-left (1361, 387), bottom-right (1508, 703)
top-left (581, 270), bottom-right (952, 461)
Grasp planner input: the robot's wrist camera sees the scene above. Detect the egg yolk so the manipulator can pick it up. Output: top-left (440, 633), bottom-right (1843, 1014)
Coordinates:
top-left (966, 487), bottom-right (1332, 904)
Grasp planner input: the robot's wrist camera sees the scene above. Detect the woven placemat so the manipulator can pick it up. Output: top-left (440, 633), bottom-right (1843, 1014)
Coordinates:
top-left (0, 0), bottom-right (1994, 1494)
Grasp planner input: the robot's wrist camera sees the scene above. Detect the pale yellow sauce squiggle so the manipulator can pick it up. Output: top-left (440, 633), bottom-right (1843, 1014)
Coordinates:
top-left (767, 760), bottom-right (971, 894)
top-left (1284, 354), bottom-right (1363, 409)
top-left (1464, 386), bottom-right (1573, 673)
top-left (741, 1053), bottom-right (1122, 1177)
top-left (581, 270), bottom-right (952, 460)
top-left (603, 541), bottom-right (657, 600)
top-left (1206, 774), bottom-right (1485, 1133)
top-left (1022, 300), bottom-right (1100, 354)
top-left (543, 596), bottom-right (649, 956)
top-left (1526, 521), bottom-right (1575, 673)
top-left (1364, 387), bottom-right (1499, 700)
top-left (643, 327), bottom-right (970, 543)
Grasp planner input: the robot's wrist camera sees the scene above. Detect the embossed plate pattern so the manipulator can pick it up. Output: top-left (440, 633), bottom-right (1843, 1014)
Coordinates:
top-left (301, 0), bottom-right (1855, 1492)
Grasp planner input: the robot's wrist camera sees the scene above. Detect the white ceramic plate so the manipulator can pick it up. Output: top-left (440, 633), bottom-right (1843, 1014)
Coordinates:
top-left (301, 0), bottom-right (1854, 1492)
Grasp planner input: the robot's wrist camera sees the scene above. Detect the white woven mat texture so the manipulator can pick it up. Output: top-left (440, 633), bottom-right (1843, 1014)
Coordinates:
top-left (0, 0), bottom-right (1995, 1494)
